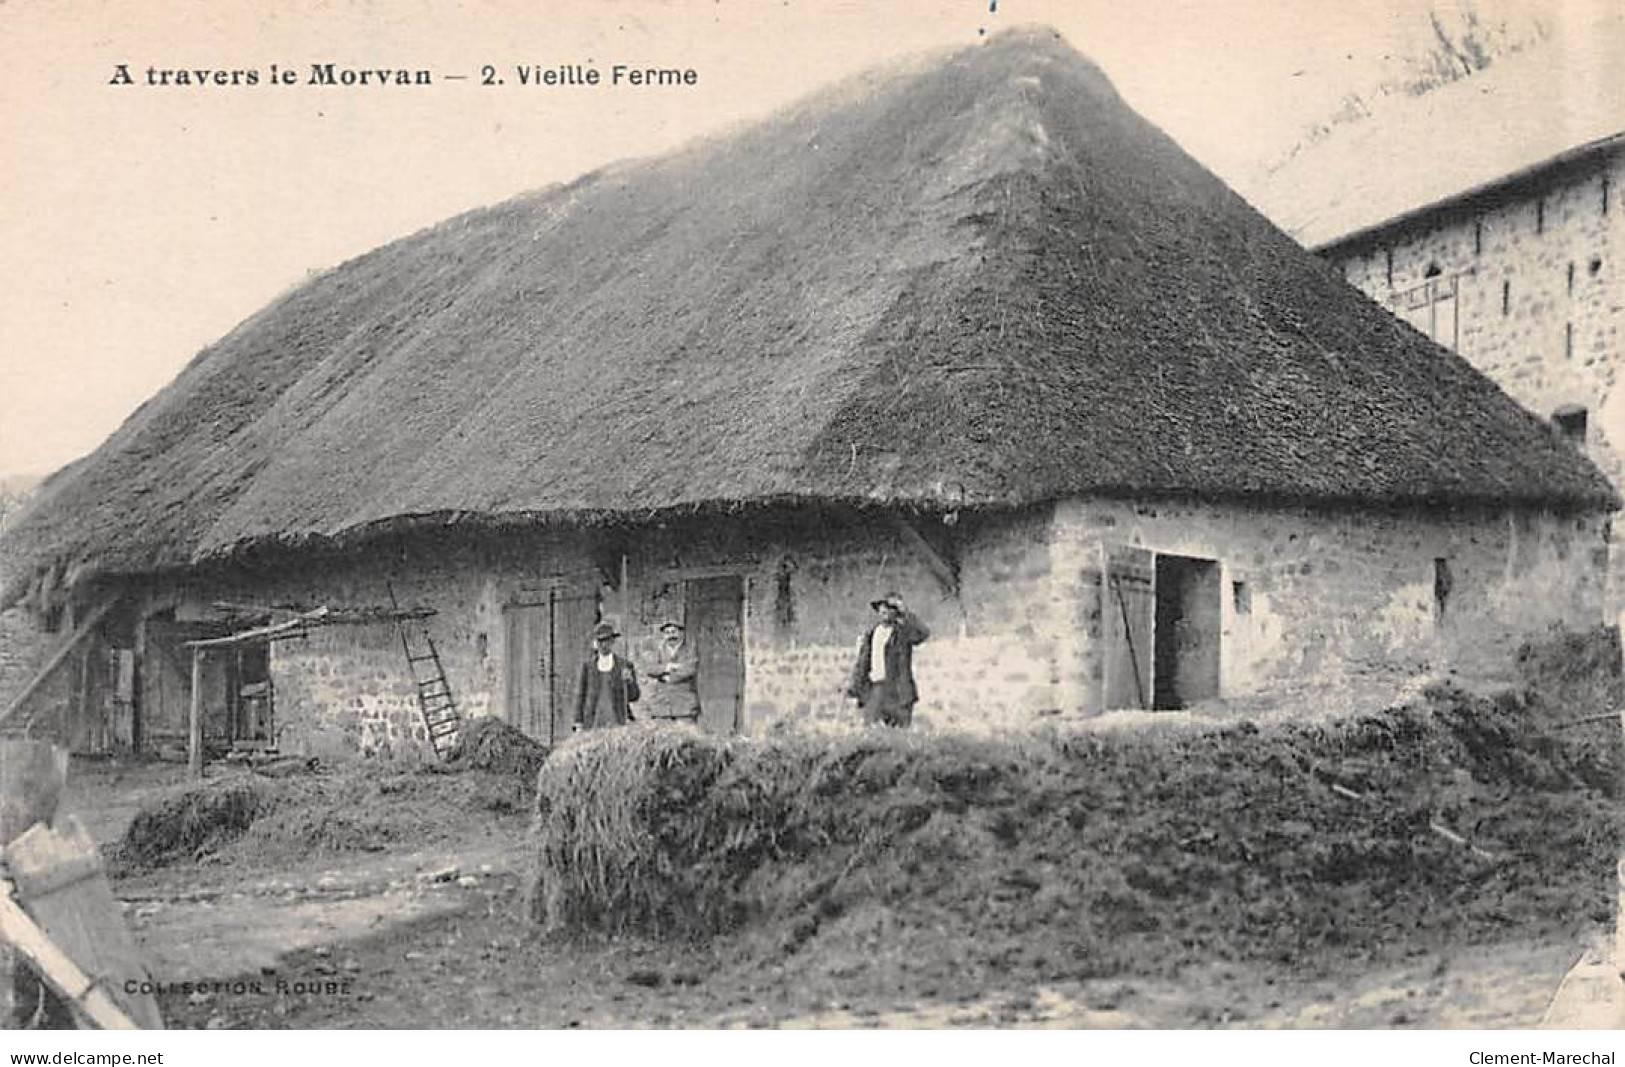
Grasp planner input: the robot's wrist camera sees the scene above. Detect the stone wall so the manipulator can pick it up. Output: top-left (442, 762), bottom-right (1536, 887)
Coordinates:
top-left (131, 528), bottom-right (597, 758)
top-left (620, 508), bottom-right (1063, 736)
top-left (1053, 497), bottom-right (1610, 712)
top-left (1327, 146), bottom-right (1624, 614)
top-left (109, 495), bottom-right (1609, 753)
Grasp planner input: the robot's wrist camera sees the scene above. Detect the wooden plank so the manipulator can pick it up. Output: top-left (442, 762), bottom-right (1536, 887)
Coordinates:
top-left (183, 606), bottom-right (329, 649)
top-left (0, 884), bottom-right (138, 1030)
top-left (0, 599), bottom-right (117, 730)
top-left (6, 817), bottom-right (163, 1029)
top-left (887, 514), bottom-right (958, 597)
top-left (188, 648), bottom-right (204, 779)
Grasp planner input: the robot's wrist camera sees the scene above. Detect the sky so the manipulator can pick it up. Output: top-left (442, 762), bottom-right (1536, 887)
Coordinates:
top-left (0, 0), bottom-right (1591, 477)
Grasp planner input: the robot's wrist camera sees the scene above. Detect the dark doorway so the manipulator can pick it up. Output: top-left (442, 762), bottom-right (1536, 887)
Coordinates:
top-left (231, 644), bottom-right (275, 747)
top-left (503, 584), bottom-right (599, 744)
top-left (1152, 554), bottom-right (1222, 710)
top-left (686, 575), bottom-right (744, 735)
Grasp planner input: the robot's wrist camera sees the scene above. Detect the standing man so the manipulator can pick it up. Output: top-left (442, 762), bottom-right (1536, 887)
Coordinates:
top-left (846, 591), bottom-right (930, 728)
top-left (573, 621), bottom-right (640, 732)
top-left (645, 620), bottom-right (701, 724)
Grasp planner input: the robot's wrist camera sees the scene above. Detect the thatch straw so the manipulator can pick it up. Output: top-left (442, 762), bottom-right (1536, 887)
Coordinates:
top-left (3, 28), bottom-right (1615, 603)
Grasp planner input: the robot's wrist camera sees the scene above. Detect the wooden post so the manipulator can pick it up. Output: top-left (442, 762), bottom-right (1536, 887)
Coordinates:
top-left (0, 740), bottom-right (71, 1028)
top-left (188, 647), bottom-right (203, 780)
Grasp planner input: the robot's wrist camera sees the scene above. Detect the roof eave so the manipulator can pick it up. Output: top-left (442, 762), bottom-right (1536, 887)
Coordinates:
top-left (1307, 130), bottom-right (1625, 255)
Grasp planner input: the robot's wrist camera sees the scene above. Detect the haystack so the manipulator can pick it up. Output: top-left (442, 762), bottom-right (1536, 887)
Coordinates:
top-left (526, 689), bottom-right (1619, 979)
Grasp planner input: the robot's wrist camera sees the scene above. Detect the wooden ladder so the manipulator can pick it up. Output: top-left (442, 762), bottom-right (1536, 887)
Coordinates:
top-left (388, 587), bottom-right (460, 759)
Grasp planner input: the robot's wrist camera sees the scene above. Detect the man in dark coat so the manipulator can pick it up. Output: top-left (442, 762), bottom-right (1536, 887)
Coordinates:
top-left (846, 592), bottom-right (930, 727)
top-left (573, 621), bottom-right (640, 732)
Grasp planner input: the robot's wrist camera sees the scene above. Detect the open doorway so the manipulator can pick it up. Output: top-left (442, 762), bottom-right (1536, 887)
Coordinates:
top-left (1152, 554), bottom-right (1222, 709)
top-left (138, 614), bottom-right (279, 753)
top-left (1102, 547), bottom-right (1222, 710)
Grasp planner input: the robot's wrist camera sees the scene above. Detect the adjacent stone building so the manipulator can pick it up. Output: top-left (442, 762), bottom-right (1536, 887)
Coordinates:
top-left (1253, 41), bottom-right (1625, 615)
top-left (1, 30), bottom-right (1616, 758)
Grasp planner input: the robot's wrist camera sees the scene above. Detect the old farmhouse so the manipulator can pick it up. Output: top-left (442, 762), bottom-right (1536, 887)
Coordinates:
top-left (0, 29), bottom-right (1616, 761)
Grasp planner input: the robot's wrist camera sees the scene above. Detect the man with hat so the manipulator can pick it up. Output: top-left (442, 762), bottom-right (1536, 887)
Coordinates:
top-left (846, 591), bottom-right (930, 728)
top-left (644, 620), bottom-right (701, 724)
top-left (573, 621), bottom-right (641, 732)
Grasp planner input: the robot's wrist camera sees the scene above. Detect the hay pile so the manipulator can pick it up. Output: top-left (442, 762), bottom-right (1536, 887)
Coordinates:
top-left (1515, 625), bottom-right (1624, 723)
top-left (114, 760), bottom-right (533, 872)
top-left (118, 778), bottom-right (269, 868)
top-left (448, 717), bottom-right (549, 780)
top-left (528, 684), bottom-right (1620, 983)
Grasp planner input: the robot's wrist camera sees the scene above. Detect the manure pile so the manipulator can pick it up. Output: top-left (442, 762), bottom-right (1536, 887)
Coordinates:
top-left (115, 724), bottom-right (544, 871)
top-left (528, 683), bottom-right (1621, 984)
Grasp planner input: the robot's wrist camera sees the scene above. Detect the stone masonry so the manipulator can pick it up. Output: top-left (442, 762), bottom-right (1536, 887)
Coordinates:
top-left (54, 494), bottom-right (1605, 757)
top-left (1326, 145), bottom-right (1623, 615)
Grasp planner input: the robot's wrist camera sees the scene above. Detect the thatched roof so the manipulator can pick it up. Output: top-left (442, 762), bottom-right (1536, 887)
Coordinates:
top-left (2, 28), bottom-right (1616, 601)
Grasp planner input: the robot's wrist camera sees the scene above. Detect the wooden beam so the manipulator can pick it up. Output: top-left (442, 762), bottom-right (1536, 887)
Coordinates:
top-left (658, 562), bottom-right (759, 583)
top-left (0, 598), bottom-right (117, 729)
top-left (0, 883), bottom-right (140, 1030)
top-left (887, 514), bottom-right (959, 597)
top-left (183, 606), bottom-right (329, 649)
top-left (188, 648), bottom-right (203, 780)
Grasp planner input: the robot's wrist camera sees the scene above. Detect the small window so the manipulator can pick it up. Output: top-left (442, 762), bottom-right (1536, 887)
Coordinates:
top-left (1385, 249), bottom-right (1394, 287)
top-left (1568, 262), bottom-right (1576, 293)
top-left (1536, 200), bottom-right (1545, 233)
top-left (1232, 580), bottom-right (1251, 616)
top-left (1473, 219), bottom-right (1483, 255)
top-left (1502, 280), bottom-right (1511, 315)
top-left (1553, 406), bottom-right (1587, 446)
top-left (1433, 558), bottom-right (1452, 622)
top-left (1565, 322), bottom-right (1574, 360)
top-left (1604, 173), bottom-right (1611, 216)
top-left (1590, 256), bottom-right (1603, 275)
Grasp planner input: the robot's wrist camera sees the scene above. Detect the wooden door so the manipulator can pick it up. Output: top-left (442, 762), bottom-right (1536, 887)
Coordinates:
top-left (549, 590), bottom-right (599, 742)
top-left (1103, 545), bottom-right (1155, 710)
top-left (505, 588), bottom-right (599, 744)
top-left (503, 605), bottom-right (549, 741)
top-left (686, 575), bottom-right (744, 735)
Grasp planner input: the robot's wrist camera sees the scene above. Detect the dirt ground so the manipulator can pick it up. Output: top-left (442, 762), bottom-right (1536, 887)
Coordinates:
top-left (59, 750), bottom-right (1601, 1030)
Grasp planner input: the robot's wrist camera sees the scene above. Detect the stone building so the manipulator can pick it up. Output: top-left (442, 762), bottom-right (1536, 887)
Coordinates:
top-left (0, 30), bottom-right (1616, 758)
top-left (1252, 41), bottom-right (1625, 615)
